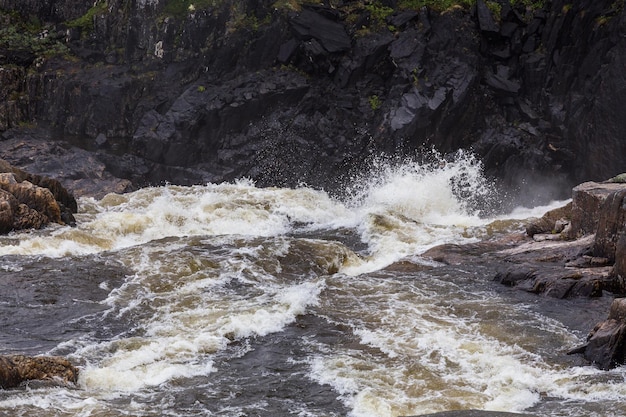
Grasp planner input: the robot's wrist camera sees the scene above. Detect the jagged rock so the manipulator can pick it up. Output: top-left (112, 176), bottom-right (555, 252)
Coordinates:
top-left (485, 71), bottom-right (521, 94)
top-left (0, 157), bottom-right (77, 213)
top-left (0, 158), bottom-right (77, 232)
top-left (387, 10), bottom-right (418, 28)
top-left (0, 355), bottom-right (78, 389)
top-left (476, 0), bottom-right (500, 33)
top-left (0, 189), bottom-right (18, 233)
top-left (1, 179), bottom-right (62, 224)
top-left (290, 8), bottom-right (351, 54)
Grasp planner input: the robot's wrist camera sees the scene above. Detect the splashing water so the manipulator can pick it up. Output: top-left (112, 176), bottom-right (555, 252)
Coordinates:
top-left (0, 151), bottom-right (622, 417)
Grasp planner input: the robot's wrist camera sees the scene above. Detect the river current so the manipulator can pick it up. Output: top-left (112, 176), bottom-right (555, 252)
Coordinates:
top-left (1, 154), bottom-right (625, 417)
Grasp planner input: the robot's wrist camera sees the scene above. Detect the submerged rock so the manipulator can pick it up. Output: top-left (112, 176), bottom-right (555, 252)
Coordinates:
top-left (0, 355), bottom-right (78, 389)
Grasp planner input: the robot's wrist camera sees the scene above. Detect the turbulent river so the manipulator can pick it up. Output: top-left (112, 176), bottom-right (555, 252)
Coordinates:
top-left (1, 154), bottom-right (625, 417)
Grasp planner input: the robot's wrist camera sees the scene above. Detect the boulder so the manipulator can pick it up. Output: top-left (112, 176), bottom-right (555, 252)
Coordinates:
top-left (0, 355), bottom-right (78, 389)
top-left (568, 182), bottom-right (626, 238)
top-left (0, 159), bottom-right (77, 232)
top-left (1, 179), bottom-right (62, 224)
top-left (0, 188), bottom-right (19, 233)
top-left (525, 202), bottom-right (571, 237)
top-left (494, 263), bottom-right (616, 298)
top-left (571, 298), bottom-right (626, 370)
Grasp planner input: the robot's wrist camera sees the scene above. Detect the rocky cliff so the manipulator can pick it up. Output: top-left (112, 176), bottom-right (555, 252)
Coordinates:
top-left (0, 0), bottom-right (624, 203)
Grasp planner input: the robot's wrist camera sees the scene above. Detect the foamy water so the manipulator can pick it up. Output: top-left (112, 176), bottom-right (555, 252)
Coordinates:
top-left (0, 153), bottom-right (623, 417)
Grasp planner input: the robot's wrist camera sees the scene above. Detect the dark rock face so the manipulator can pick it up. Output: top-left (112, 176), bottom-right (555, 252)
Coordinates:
top-left (0, 355), bottom-right (78, 388)
top-left (0, 0), bottom-right (624, 202)
top-left (0, 130), bottom-right (133, 198)
top-left (542, 0), bottom-right (626, 184)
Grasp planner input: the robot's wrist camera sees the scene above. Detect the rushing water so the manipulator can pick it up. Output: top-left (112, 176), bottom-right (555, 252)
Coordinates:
top-left (0, 153), bottom-right (625, 417)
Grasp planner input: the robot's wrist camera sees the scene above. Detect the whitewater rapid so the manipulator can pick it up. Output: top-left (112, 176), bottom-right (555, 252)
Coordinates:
top-left (0, 153), bottom-right (624, 417)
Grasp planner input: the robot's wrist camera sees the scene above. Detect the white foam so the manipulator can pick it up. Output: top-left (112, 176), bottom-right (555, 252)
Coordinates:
top-left (0, 180), bottom-right (357, 258)
top-left (75, 246), bottom-right (325, 394)
top-left (308, 273), bottom-right (626, 417)
top-left (505, 199), bottom-right (572, 220)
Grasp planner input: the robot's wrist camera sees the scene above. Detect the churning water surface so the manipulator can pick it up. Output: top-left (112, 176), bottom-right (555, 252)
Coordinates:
top-left (0, 153), bottom-right (625, 417)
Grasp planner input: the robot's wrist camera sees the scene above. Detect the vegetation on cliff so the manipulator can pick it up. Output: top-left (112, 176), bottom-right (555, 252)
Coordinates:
top-left (0, 9), bottom-right (70, 63)
top-left (65, 1), bottom-right (108, 33)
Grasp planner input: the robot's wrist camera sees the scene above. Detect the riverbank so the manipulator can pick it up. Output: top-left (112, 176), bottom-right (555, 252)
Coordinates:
top-left (422, 178), bottom-right (626, 370)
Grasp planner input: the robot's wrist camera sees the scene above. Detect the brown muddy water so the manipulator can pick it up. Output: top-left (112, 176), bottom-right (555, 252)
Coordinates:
top-left (0, 155), bottom-right (624, 417)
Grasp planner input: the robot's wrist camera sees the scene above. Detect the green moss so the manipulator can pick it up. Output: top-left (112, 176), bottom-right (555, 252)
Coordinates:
top-left (365, 1), bottom-right (394, 23)
top-left (272, 0), bottom-right (302, 11)
top-left (486, 1), bottom-right (502, 19)
top-left (397, 0), bottom-right (474, 12)
top-left (368, 94), bottom-right (382, 110)
top-left (65, 1), bottom-right (108, 32)
top-left (231, 13), bottom-right (272, 32)
top-left (0, 11), bottom-right (69, 58)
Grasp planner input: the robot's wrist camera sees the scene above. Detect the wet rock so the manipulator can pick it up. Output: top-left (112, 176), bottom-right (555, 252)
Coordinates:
top-left (494, 263), bottom-right (616, 298)
top-left (571, 298), bottom-right (626, 370)
top-left (525, 202), bottom-right (571, 237)
top-left (0, 355), bottom-right (78, 389)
